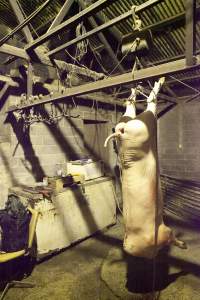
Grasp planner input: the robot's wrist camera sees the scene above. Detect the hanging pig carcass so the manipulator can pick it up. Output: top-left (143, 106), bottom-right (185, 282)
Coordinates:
top-left (105, 78), bottom-right (186, 259)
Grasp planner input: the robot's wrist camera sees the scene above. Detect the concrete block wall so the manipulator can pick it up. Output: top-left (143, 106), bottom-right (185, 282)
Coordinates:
top-left (0, 97), bottom-right (119, 207)
top-left (2, 92), bottom-right (199, 206)
top-left (158, 101), bottom-right (200, 180)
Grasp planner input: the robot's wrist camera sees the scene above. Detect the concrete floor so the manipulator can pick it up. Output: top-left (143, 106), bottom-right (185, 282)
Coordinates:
top-left (1, 215), bottom-right (200, 300)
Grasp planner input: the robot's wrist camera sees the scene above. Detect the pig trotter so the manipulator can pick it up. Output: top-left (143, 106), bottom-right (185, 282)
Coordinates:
top-left (173, 239), bottom-right (187, 249)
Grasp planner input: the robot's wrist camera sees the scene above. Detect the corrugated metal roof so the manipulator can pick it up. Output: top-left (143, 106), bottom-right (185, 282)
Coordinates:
top-left (0, 0), bottom-right (199, 91)
top-left (100, 0), bottom-right (191, 63)
top-left (0, 0), bottom-right (197, 57)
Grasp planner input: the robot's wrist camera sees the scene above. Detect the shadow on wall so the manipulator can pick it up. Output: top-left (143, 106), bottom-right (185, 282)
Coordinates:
top-left (0, 146), bottom-right (19, 187)
top-left (6, 114), bottom-right (45, 182)
top-left (6, 103), bottom-right (120, 249)
top-left (39, 106), bottom-right (82, 161)
top-left (0, 84), bottom-right (10, 112)
top-left (5, 102), bottom-right (113, 183)
top-left (54, 101), bottom-right (116, 173)
top-left (67, 117), bottom-right (112, 173)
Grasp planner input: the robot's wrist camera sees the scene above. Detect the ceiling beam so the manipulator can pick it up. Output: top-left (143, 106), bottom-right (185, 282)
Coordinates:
top-left (8, 0), bottom-right (35, 101)
top-left (7, 55), bottom-right (200, 112)
top-left (46, 0), bottom-right (164, 57)
top-left (122, 11), bottom-right (186, 41)
top-left (185, 0), bottom-right (196, 66)
top-left (0, 83), bottom-right (10, 100)
top-left (76, 92), bottom-right (124, 106)
top-left (47, 0), bottom-right (75, 32)
top-left (0, 0), bottom-right (51, 47)
top-left (0, 75), bottom-right (19, 87)
top-left (78, 0), bottom-right (125, 73)
top-left (9, 0), bottom-right (33, 43)
top-left (0, 44), bottom-right (29, 60)
top-left (26, 0), bottom-right (117, 51)
top-left (26, 0), bottom-right (162, 52)
top-left (95, 11), bottom-right (123, 42)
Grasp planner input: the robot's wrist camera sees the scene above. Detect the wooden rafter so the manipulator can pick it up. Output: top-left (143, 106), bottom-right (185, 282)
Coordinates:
top-left (46, 0), bottom-right (164, 57)
top-left (47, 0), bottom-right (75, 32)
top-left (9, 0), bottom-right (33, 43)
top-left (0, 44), bottom-right (28, 60)
top-left (78, 0), bottom-right (125, 73)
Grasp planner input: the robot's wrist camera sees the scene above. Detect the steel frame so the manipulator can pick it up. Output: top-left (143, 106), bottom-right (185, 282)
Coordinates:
top-left (46, 0), bottom-right (164, 57)
top-left (25, 0), bottom-right (162, 52)
top-left (185, 0), bottom-right (196, 66)
top-left (0, 0), bottom-right (198, 113)
top-left (78, 0), bottom-right (125, 72)
top-left (7, 55), bottom-right (200, 112)
top-left (47, 0), bottom-right (75, 32)
top-left (0, 44), bottom-right (28, 60)
top-left (9, 0), bottom-right (33, 43)
top-left (0, 0), bottom-right (51, 47)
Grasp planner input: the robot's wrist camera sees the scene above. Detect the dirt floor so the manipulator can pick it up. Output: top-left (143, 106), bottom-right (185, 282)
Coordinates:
top-left (0, 214), bottom-right (200, 300)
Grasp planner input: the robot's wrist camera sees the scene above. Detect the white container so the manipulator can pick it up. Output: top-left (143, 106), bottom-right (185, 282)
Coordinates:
top-left (66, 160), bottom-right (104, 181)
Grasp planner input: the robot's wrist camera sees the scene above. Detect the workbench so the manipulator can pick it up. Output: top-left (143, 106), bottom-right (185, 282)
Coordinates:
top-left (9, 177), bottom-right (116, 259)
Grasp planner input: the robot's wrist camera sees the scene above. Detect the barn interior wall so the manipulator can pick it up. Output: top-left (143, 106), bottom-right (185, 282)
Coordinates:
top-left (2, 85), bottom-right (200, 208)
top-left (0, 95), bottom-right (120, 207)
top-left (158, 101), bottom-right (200, 181)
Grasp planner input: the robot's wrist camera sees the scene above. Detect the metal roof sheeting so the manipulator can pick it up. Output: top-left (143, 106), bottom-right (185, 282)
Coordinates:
top-left (0, 0), bottom-right (199, 86)
top-left (100, 0), bottom-right (194, 64)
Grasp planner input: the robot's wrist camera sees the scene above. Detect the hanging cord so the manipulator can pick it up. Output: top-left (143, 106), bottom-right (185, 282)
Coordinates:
top-left (88, 40), bottom-right (110, 74)
top-left (106, 38), bottom-right (140, 77)
top-left (64, 48), bottom-right (97, 75)
top-left (169, 74), bottom-right (200, 94)
top-left (147, 61), bottom-right (200, 95)
top-left (64, 42), bottom-right (108, 81)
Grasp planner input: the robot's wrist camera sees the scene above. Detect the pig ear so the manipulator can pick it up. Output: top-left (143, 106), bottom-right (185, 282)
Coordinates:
top-left (104, 133), bottom-right (119, 147)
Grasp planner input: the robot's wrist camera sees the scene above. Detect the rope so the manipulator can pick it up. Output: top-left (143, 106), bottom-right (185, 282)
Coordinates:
top-left (75, 21), bottom-right (89, 61)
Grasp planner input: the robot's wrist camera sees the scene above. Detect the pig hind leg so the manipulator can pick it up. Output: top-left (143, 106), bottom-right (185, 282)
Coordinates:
top-left (170, 232), bottom-right (187, 249)
top-left (158, 224), bottom-right (187, 250)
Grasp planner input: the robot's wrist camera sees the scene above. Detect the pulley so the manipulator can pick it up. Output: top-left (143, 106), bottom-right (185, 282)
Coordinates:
top-left (121, 29), bottom-right (153, 59)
